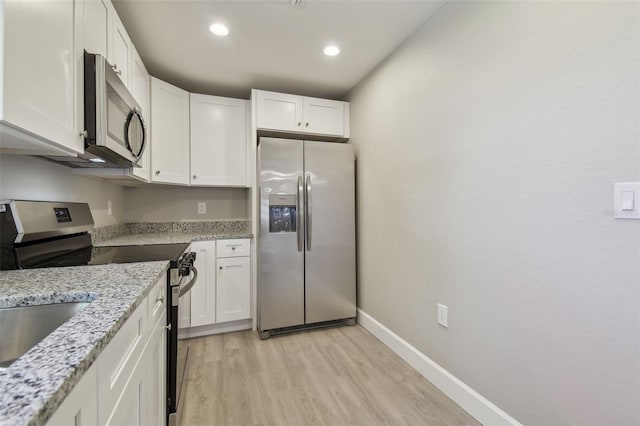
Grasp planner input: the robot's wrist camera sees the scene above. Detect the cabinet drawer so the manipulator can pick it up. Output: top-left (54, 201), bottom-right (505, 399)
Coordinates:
top-left (97, 300), bottom-right (148, 425)
top-left (147, 274), bottom-right (166, 328)
top-left (216, 239), bottom-right (250, 258)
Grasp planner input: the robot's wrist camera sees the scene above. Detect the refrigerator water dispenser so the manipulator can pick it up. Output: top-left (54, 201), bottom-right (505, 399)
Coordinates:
top-left (269, 194), bottom-right (296, 233)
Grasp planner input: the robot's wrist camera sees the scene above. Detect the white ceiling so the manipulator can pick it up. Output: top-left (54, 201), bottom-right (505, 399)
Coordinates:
top-left (112, 0), bottom-right (444, 100)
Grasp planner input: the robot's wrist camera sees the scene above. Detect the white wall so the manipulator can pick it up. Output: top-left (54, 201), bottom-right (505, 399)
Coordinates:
top-left (123, 186), bottom-right (248, 222)
top-left (0, 155), bottom-right (126, 226)
top-left (349, 2), bottom-right (639, 425)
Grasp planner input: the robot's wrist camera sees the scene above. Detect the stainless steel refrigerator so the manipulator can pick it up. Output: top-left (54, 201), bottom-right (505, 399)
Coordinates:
top-left (258, 137), bottom-right (356, 338)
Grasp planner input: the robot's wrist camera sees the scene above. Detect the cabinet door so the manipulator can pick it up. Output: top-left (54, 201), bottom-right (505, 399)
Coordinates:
top-left (190, 241), bottom-right (216, 327)
top-left (216, 257), bottom-right (250, 323)
top-left (190, 94), bottom-right (247, 186)
top-left (130, 47), bottom-right (151, 182)
top-left (97, 300), bottom-right (148, 425)
top-left (302, 97), bottom-right (345, 136)
top-left (110, 12), bottom-right (131, 87)
top-left (146, 312), bottom-right (167, 426)
top-left (255, 91), bottom-right (303, 133)
top-left (1, 0), bottom-right (83, 154)
top-left (150, 77), bottom-right (190, 185)
top-left (84, 0), bottom-right (110, 58)
top-left (104, 359), bottom-right (147, 426)
top-left (46, 363), bottom-right (98, 426)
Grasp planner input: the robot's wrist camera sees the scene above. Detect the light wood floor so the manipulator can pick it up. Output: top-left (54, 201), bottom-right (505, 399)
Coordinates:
top-left (179, 325), bottom-right (480, 426)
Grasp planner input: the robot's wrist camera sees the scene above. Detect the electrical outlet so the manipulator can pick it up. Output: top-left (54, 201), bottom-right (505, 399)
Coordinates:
top-left (197, 202), bottom-right (206, 215)
top-left (437, 303), bottom-right (448, 328)
top-left (107, 200), bottom-right (113, 216)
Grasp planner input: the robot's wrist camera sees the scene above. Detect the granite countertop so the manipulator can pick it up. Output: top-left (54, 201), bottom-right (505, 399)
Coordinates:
top-left (91, 221), bottom-right (253, 247)
top-left (0, 261), bottom-right (169, 426)
top-left (94, 231), bottom-right (254, 247)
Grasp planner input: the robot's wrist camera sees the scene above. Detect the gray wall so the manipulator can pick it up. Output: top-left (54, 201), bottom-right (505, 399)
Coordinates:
top-left (0, 155), bottom-right (248, 226)
top-left (0, 155), bottom-right (126, 226)
top-left (123, 186), bottom-right (248, 222)
top-left (348, 2), bottom-right (639, 425)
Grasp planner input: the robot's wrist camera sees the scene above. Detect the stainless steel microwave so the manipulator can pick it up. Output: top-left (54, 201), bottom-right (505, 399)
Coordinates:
top-left (83, 51), bottom-right (146, 167)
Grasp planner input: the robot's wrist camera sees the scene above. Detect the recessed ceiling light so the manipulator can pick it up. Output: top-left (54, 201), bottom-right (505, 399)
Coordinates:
top-left (323, 45), bottom-right (340, 57)
top-left (209, 23), bottom-right (229, 37)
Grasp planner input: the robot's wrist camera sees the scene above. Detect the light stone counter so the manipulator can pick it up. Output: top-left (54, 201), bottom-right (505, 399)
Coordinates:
top-left (0, 261), bottom-right (169, 426)
top-left (91, 220), bottom-right (253, 247)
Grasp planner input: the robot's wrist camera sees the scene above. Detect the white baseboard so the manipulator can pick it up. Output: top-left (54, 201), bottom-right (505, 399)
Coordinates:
top-left (357, 309), bottom-right (521, 426)
top-left (178, 318), bottom-right (253, 340)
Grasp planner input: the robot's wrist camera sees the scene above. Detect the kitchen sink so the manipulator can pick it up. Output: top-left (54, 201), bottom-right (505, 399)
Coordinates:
top-left (0, 301), bottom-right (91, 368)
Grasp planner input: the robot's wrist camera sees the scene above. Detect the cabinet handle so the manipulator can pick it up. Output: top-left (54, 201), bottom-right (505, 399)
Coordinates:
top-left (193, 175), bottom-right (197, 179)
top-left (155, 170), bottom-right (160, 175)
top-left (305, 122), bottom-right (309, 127)
top-left (219, 266), bottom-right (223, 270)
top-left (79, 130), bottom-right (88, 139)
top-left (164, 324), bottom-right (172, 331)
top-left (112, 64), bottom-right (122, 76)
top-left (297, 122), bottom-right (301, 127)
top-left (231, 247), bottom-right (236, 250)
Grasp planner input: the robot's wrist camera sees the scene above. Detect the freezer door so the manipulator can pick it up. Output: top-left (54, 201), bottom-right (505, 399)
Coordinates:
top-left (258, 138), bottom-right (305, 330)
top-left (304, 141), bottom-right (356, 324)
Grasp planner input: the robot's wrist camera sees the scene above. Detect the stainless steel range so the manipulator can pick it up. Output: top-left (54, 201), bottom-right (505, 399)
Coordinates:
top-left (0, 200), bottom-right (196, 426)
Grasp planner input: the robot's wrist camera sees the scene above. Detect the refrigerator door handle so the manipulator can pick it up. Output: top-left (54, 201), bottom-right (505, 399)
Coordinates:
top-left (297, 176), bottom-right (303, 252)
top-left (306, 175), bottom-right (312, 251)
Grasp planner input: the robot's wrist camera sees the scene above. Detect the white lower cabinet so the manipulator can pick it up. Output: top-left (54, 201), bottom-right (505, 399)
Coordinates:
top-left (146, 316), bottom-right (167, 426)
top-left (105, 311), bottom-right (166, 426)
top-left (46, 363), bottom-right (98, 426)
top-left (189, 241), bottom-right (216, 327)
top-left (104, 361), bottom-right (145, 426)
top-left (216, 256), bottom-right (251, 323)
top-left (216, 239), bottom-right (251, 323)
top-left (179, 239), bottom-right (251, 336)
top-left (47, 276), bottom-right (167, 426)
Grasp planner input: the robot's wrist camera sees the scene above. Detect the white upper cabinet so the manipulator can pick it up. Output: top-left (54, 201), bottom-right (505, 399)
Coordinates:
top-left (255, 91), bottom-right (303, 133)
top-left (302, 96), bottom-right (345, 136)
top-left (190, 94), bottom-right (248, 187)
top-left (84, 0), bottom-right (111, 58)
top-left (150, 77), bottom-right (190, 185)
top-left (130, 47), bottom-right (151, 182)
top-left (109, 12), bottom-right (131, 87)
top-left (84, 0), bottom-right (130, 89)
top-left (0, 0), bottom-right (85, 156)
top-left (254, 89), bottom-right (349, 138)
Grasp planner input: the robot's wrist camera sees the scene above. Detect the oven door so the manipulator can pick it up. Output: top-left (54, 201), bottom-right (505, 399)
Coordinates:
top-left (168, 265), bottom-right (198, 426)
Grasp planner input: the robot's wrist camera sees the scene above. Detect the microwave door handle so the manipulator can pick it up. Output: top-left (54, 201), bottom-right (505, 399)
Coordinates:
top-left (297, 176), bottom-right (303, 252)
top-left (178, 266), bottom-right (199, 297)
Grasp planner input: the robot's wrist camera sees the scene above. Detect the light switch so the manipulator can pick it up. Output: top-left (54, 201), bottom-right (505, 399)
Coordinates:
top-left (621, 191), bottom-right (634, 211)
top-left (614, 182), bottom-right (640, 219)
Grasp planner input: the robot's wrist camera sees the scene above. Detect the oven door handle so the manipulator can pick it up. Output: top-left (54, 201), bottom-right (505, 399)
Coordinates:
top-left (178, 266), bottom-right (199, 298)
